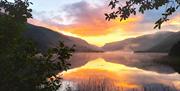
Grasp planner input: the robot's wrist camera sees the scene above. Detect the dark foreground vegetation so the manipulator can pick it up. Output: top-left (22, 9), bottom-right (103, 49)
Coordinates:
top-left (0, 0), bottom-right (74, 91)
top-left (0, 0), bottom-right (179, 91)
top-left (169, 41), bottom-right (180, 57)
top-left (156, 41), bottom-right (180, 73)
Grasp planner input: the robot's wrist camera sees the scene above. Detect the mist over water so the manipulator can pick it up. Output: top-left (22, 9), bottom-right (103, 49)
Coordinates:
top-left (58, 51), bottom-right (180, 91)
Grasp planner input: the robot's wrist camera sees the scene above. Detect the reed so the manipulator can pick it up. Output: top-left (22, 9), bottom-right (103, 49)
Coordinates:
top-left (63, 77), bottom-right (178, 91)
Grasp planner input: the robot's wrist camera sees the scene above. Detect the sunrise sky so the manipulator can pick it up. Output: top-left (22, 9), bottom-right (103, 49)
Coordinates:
top-left (22, 0), bottom-right (179, 46)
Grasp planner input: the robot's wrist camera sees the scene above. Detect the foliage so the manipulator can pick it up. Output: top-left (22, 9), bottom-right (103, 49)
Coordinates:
top-left (0, 0), bottom-right (33, 22)
top-left (0, 0), bottom-right (75, 91)
top-left (169, 41), bottom-right (180, 57)
top-left (105, 0), bottom-right (180, 29)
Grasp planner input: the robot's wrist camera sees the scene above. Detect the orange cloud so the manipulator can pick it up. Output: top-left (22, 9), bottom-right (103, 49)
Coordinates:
top-left (28, 15), bottom-right (143, 46)
top-left (168, 14), bottom-right (180, 27)
top-left (28, 1), bottom-right (145, 46)
top-left (29, 1), bottom-right (143, 37)
top-left (62, 16), bottom-right (142, 36)
top-left (28, 18), bottom-right (81, 38)
top-left (28, 1), bottom-right (179, 47)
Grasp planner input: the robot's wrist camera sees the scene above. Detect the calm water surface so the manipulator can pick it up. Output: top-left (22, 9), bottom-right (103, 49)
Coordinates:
top-left (58, 51), bottom-right (180, 91)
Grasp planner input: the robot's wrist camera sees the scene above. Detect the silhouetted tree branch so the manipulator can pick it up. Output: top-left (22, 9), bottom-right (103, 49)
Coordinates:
top-left (105, 0), bottom-right (180, 29)
top-left (0, 0), bottom-right (75, 91)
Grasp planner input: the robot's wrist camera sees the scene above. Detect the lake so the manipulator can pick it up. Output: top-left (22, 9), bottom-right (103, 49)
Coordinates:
top-left (58, 51), bottom-right (180, 91)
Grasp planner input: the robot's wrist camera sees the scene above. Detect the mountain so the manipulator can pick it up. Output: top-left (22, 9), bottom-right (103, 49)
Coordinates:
top-left (24, 24), bottom-right (103, 52)
top-left (102, 31), bottom-right (177, 52)
top-left (145, 32), bottom-right (180, 52)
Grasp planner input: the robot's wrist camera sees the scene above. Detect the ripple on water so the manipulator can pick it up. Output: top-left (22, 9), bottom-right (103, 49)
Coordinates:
top-left (58, 58), bottom-right (180, 91)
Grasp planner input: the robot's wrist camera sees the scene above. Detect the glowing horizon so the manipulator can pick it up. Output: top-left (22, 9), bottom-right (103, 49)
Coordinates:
top-left (28, 17), bottom-right (149, 47)
top-left (27, 0), bottom-right (180, 47)
top-left (28, 16), bottom-right (179, 47)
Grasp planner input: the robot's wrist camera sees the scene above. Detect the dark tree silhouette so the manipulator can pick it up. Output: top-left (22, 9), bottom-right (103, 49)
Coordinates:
top-left (169, 41), bottom-right (180, 57)
top-left (0, 0), bottom-right (74, 91)
top-left (105, 0), bottom-right (180, 29)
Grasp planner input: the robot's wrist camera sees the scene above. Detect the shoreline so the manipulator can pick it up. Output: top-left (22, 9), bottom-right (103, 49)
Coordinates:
top-left (153, 56), bottom-right (180, 73)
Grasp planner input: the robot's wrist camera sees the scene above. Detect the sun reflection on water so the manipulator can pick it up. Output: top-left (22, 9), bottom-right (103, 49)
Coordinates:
top-left (59, 58), bottom-right (180, 91)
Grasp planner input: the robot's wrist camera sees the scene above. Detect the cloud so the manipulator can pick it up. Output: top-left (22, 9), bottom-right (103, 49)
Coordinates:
top-left (163, 13), bottom-right (180, 31)
top-left (60, 1), bottom-right (110, 36)
top-left (28, 0), bottom-right (180, 46)
top-left (29, 1), bottom-right (142, 36)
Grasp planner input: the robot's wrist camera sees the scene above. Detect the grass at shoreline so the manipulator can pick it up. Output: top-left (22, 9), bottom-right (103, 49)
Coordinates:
top-left (61, 77), bottom-right (178, 91)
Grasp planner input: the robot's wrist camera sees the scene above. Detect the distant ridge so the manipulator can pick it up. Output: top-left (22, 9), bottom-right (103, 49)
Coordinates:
top-left (24, 24), bottom-right (103, 52)
top-left (103, 31), bottom-right (180, 52)
top-left (144, 31), bottom-right (180, 52)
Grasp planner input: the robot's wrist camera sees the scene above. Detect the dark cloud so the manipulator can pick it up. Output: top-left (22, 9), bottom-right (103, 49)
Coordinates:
top-left (29, 0), bottom-right (179, 37)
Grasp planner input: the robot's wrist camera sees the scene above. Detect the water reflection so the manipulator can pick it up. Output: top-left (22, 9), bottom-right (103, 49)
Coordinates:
top-left (59, 58), bottom-right (180, 91)
top-left (68, 52), bottom-right (175, 73)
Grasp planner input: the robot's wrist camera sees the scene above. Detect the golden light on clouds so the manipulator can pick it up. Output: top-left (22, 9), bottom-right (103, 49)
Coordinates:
top-left (62, 16), bottom-right (142, 36)
top-left (28, 19), bottom-right (81, 38)
top-left (28, 12), bottom-right (179, 47)
top-left (28, 15), bottom-right (144, 47)
top-left (169, 15), bottom-right (180, 26)
top-left (28, 0), bottom-right (180, 47)
top-left (80, 16), bottom-right (144, 46)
